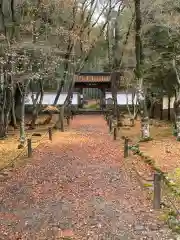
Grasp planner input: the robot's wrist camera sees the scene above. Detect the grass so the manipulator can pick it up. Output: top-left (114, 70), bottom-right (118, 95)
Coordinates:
top-left (88, 103), bottom-right (100, 109)
top-left (168, 168), bottom-right (180, 192)
top-left (84, 103), bottom-right (100, 109)
top-left (83, 99), bottom-right (100, 109)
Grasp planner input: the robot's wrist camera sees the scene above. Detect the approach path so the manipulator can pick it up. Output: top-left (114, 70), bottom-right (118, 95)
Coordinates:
top-left (0, 115), bottom-right (176, 239)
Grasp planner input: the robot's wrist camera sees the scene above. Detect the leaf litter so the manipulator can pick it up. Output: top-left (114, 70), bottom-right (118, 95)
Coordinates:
top-left (0, 115), bottom-right (178, 239)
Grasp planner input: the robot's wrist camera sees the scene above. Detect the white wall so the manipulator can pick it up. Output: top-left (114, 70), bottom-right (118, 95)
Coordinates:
top-left (105, 92), bottom-right (137, 105)
top-left (162, 96), bottom-right (174, 109)
top-left (105, 93), bottom-right (175, 109)
top-left (25, 92), bottom-right (79, 105)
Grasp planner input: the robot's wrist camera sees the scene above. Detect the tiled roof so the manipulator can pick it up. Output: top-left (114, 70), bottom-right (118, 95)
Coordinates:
top-left (75, 74), bottom-right (110, 83)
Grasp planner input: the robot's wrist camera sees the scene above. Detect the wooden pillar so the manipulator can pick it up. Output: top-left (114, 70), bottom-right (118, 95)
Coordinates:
top-left (79, 88), bottom-right (83, 95)
top-left (160, 81), bottom-right (163, 120)
top-left (124, 137), bottom-right (129, 158)
top-left (99, 88), bottom-right (102, 109)
top-left (100, 88), bottom-right (105, 110)
top-left (160, 97), bottom-right (163, 120)
top-left (153, 172), bottom-right (161, 209)
top-left (27, 139), bottom-right (32, 158)
top-left (168, 96), bottom-right (171, 121)
top-left (79, 88), bottom-right (83, 108)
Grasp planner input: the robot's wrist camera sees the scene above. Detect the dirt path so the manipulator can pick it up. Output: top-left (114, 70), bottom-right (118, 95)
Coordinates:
top-left (0, 116), bottom-right (177, 239)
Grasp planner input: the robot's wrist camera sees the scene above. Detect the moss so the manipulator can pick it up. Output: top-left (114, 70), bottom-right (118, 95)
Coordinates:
top-left (159, 211), bottom-right (171, 222)
top-left (138, 152), bottom-right (144, 157)
top-left (84, 103), bottom-right (100, 109)
top-left (169, 210), bottom-right (177, 217)
top-left (172, 225), bottom-right (180, 233)
top-left (129, 146), bottom-right (138, 151)
top-left (153, 167), bottom-right (163, 174)
top-left (143, 182), bottom-right (153, 188)
top-left (129, 143), bottom-right (180, 234)
top-left (129, 144), bottom-right (180, 198)
top-left (173, 128), bottom-right (177, 136)
top-left (134, 144), bottom-right (139, 148)
top-left (144, 158), bottom-right (152, 164)
top-left (169, 181), bottom-right (176, 186)
top-left (160, 210), bottom-right (180, 234)
top-left (167, 168), bottom-right (180, 194)
top-left (168, 214), bottom-right (180, 233)
top-left (177, 136), bottom-right (180, 141)
top-left (143, 156), bottom-right (155, 165)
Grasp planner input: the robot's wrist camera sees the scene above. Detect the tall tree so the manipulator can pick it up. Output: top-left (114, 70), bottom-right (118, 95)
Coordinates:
top-left (134, 0), bottom-right (150, 139)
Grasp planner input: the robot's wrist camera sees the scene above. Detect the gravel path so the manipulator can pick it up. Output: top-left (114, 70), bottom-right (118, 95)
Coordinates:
top-left (0, 115), bottom-right (177, 239)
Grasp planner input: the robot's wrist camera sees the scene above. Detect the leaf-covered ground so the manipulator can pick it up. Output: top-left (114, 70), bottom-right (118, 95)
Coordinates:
top-left (0, 115), bottom-right (177, 239)
top-left (0, 115), bottom-right (57, 170)
top-left (121, 119), bottom-right (180, 191)
top-left (121, 119), bottom-right (178, 173)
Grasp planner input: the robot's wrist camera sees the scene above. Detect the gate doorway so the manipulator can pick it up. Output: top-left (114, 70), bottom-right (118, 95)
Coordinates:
top-left (74, 72), bottom-right (111, 109)
top-left (82, 88), bottom-right (101, 109)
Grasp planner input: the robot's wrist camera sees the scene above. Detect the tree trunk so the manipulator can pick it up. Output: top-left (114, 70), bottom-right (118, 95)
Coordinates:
top-left (29, 79), bottom-right (44, 129)
top-left (9, 83), bottom-right (17, 128)
top-left (111, 71), bottom-right (122, 131)
top-left (42, 80), bottom-right (64, 126)
top-left (159, 97), bottom-right (163, 120)
top-left (174, 96), bottom-right (180, 140)
top-left (176, 113), bottom-right (180, 140)
top-left (60, 107), bottom-right (65, 132)
top-left (134, 0), bottom-right (150, 139)
top-left (4, 103), bottom-right (11, 136)
top-left (137, 86), bottom-right (150, 139)
top-left (19, 94), bottom-right (25, 147)
top-left (126, 90), bottom-right (137, 126)
top-left (54, 106), bottom-right (64, 132)
top-left (0, 109), bottom-right (5, 139)
top-left (0, 69), bottom-right (5, 139)
top-left (30, 111), bottom-right (37, 129)
top-left (4, 77), bottom-right (13, 135)
top-left (149, 104), bottom-right (155, 119)
top-left (53, 80), bottom-right (65, 105)
top-left (172, 58), bottom-right (180, 139)
top-left (0, 73), bottom-right (13, 138)
top-left (13, 85), bottom-right (22, 122)
top-left (10, 95), bottom-right (17, 128)
top-left (19, 81), bottom-right (30, 148)
top-left (149, 96), bottom-right (156, 119)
